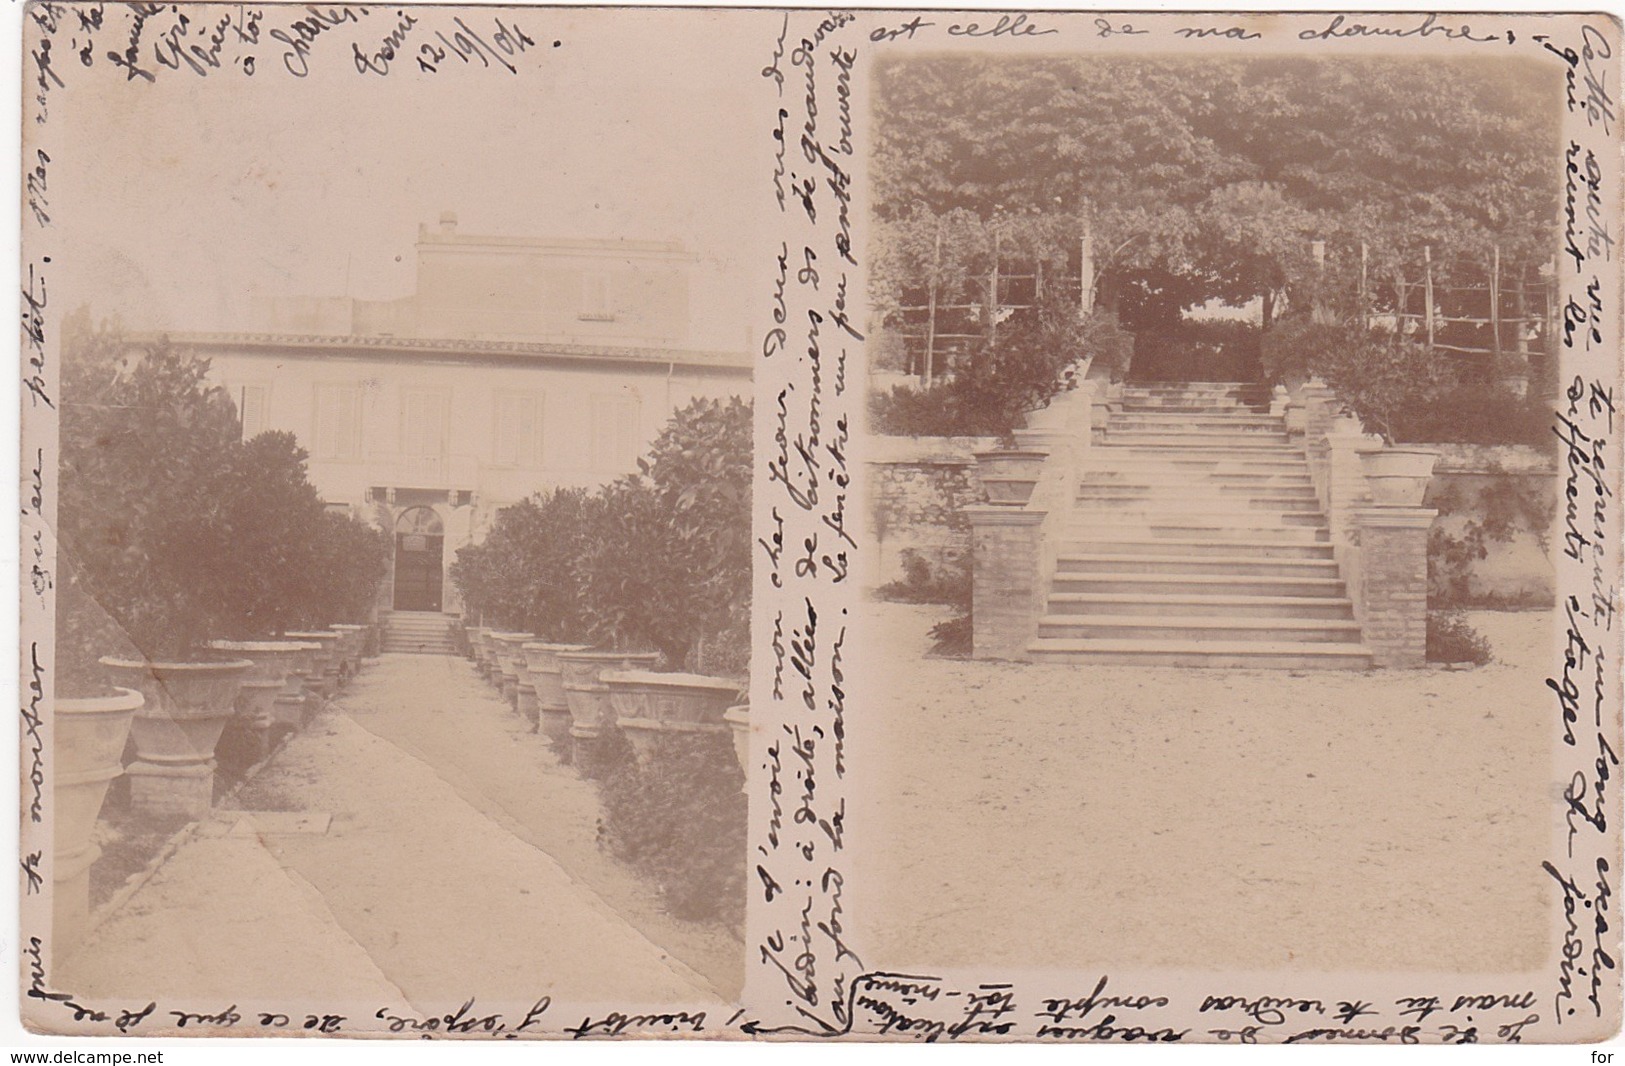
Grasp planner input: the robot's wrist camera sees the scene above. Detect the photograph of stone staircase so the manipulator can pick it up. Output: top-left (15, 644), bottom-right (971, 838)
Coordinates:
top-left (380, 610), bottom-right (459, 655)
top-left (1028, 382), bottom-right (1373, 669)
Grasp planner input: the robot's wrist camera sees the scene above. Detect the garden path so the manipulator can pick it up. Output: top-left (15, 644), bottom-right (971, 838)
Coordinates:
top-left (56, 653), bottom-right (734, 1028)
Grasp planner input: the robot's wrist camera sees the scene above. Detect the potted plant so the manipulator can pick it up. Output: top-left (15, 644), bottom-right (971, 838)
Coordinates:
top-left (491, 631), bottom-right (537, 710)
top-left (56, 323), bottom-right (262, 819)
top-left (1309, 327), bottom-right (1446, 508)
top-left (605, 671), bottom-right (742, 766)
top-left (559, 649), bottom-right (662, 774)
top-left (1361, 448), bottom-right (1441, 507)
top-left (205, 639), bottom-right (302, 770)
top-left (972, 446), bottom-right (1049, 506)
top-left (522, 641), bottom-right (591, 737)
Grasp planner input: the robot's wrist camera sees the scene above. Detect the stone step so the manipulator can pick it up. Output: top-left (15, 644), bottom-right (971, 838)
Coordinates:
top-left (1074, 493), bottom-right (1323, 512)
top-left (1104, 433), bottom-right (1296, 450)
top-left (1085, 453), bottom-right (1309, 472)
top-left (1074, 495), bottom-right (1322, 513)
top-left (1072, 507), bottom-right (1326, 526)
top-left (1080, 469), bottom-right (1315, 487)
top-left (1051, 573), bottom-right (1347, 597)
top-left (1035, 614), bottom-right (1365, 643)
top-left (1048, 592), bottom-right (1354, 619)
top-left (1111, 407), bottom-right (1281, 419)
top-left (1056, 553), bottom-right (1341, 577)
top-left (1111, 422), bottom-right (1287, 435)
top-left (1026, 638), bottom-right (1372, 670)
top-left (1057, 537), bottom-right (1334, 559)
top-left (1066, 529), bottom-right (1332, 552)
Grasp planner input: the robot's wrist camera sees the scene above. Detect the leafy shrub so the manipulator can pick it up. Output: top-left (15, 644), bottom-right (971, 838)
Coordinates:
top-left (453, 396), bottom-right (751, 676)
top-left (300, 511), bottom-right (389, 628)
top-left (875, 552), bottom-right (971, 606)
top-left (928, 613), bottom-right (974, 657)
top-left (451, 487), bottom-right (594, 636)
top-left (57, 317), bottom-right (388, 685)
top-left (1134, 319), bottom-right (1260, 382)
top-left (596, 731), bottom-right (746, 927)
top-left (1397, 384), bottom-right (1552, 448)
top-left (1264, 316), bottom-right (1548, 447)
top-left (1426, 610), bottom-right (1493, 665)
top-left (1260, 315), bottom-right (1349, 385)
top-left (870, 307), bottom-right (1131, 437)
top-left (1427, 477), bottom-right (1553, 609)
top-left (58, 320), bottom-right (244, 663)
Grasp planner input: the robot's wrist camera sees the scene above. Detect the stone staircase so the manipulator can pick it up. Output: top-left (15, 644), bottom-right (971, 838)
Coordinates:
top-left (1027, 381), bottom-right (1373, 669)
top-left (381, 610), bottom-right (458, 655)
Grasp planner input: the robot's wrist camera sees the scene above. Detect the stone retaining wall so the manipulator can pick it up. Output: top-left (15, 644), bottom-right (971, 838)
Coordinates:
top-left (867, 436), bottom-right (993, 587)
top-left (1425, 443), bottom-right (1558, 606)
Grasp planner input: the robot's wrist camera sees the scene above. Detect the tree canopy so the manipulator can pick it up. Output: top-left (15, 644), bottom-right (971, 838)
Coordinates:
top-left (872, 55), bottom-right (1561, 324)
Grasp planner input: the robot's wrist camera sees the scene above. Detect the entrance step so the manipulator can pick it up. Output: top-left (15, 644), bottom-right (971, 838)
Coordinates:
top-left (381, 611), bottom-right (457, 655)
top-left (1047, 592), bottom-right (1355, 619)
top-left (1026, 638), bottom-right (1372, 670)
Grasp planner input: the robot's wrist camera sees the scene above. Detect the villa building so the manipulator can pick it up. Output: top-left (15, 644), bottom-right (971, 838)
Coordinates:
top-left (172, 215), bottom-right (751, 616)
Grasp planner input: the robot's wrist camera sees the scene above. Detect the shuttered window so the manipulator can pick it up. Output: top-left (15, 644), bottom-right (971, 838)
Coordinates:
top-left (590, 393), bottom-right (640, 472)
top-left (233, 384), bottom-right (268, 441)
top-left (313, 384), bottom-right (362, 460)
top-left (493, 390), bottom-right (542, 468)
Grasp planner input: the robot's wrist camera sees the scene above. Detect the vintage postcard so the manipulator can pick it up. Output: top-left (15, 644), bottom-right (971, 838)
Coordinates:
top-left (13, 4), bottom-right (1624, 1048)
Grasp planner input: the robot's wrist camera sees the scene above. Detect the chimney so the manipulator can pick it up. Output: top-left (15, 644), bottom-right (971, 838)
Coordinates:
top-left (438, 211), bottom-right (458, 235)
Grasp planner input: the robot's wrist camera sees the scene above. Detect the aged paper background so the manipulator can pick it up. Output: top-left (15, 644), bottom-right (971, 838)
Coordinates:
top-left (10, 2), bottom-right (1625, 1052)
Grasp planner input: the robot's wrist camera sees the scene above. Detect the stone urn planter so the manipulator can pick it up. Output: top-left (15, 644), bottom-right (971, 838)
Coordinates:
top-left (451, 618), bottom-right (470, 657)
top-left (264, 641), bottom-right (322, 730)
top-left (331, 624), bottom-right (370, 679)
top-left (284, 631), bottom-right (343, 697)
top-left (1361, 447), bottom-right (1439, 508)
top-left (206, 640), bottom-right (306, 770)
top-left (524, 642), bottom-right (593, 744)
top-left (490, 632), bottom-right (536, 710)
top-left (603, 671), bottom-right (743, 766)
top-left (559, 649), bottom-right (660, 774)
top-left (464, 624), bottom-right (485, 665)
top-left (100, 657), bottom-right (252, 819)
top-left (53, 685), bottom-right (142, 956)
top-left (477, 629), bottom-right (504, 684)
top-left (723, 703), bottom-right (750, 777)
top-left (973, 448), bottom-right (1048, 507)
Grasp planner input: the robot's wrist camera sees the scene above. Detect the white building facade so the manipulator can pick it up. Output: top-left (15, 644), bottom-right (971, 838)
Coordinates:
top-left (175, 216), bottom-right (751, 616)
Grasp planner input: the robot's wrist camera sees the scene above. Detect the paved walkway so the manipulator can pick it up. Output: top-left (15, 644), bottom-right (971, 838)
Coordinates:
top-left (58, 653), bottom-right (729, 1029)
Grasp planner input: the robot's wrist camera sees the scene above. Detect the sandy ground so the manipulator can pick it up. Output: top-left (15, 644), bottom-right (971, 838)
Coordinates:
top-left (861, 604), bottom-right (1556, 976)
top-left (56, 653), bottom-right (738, 1022)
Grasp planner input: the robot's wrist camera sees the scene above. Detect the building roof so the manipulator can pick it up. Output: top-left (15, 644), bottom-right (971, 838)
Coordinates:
top-left (156, 330), bottom-right (753, 373)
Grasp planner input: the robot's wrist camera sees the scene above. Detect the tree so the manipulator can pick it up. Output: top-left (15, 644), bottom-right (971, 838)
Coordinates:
top-left (58, 314), bottom-right (245, 662)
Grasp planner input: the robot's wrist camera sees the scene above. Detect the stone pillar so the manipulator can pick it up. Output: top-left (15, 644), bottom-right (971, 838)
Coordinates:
top-left (965, 506), bottom-right (1046, 661)
top-left (1325, 419), bottom-right (1374, 542)
top-left (1353, 506), bottom-right (1436, 668)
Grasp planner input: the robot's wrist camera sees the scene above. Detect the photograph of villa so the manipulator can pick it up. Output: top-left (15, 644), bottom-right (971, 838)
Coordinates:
top-left (28, 5), bottom-right (762, 1034)
top-left (859, 50), bottom-right (1570, 983)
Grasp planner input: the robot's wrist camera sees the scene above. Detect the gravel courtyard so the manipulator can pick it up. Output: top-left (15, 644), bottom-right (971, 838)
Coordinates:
top-left (861, 604), bottom-right (1556, 976)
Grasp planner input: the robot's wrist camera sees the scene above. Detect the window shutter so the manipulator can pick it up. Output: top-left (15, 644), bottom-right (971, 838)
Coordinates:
top-left (242, 385), bottom-right (267, 440)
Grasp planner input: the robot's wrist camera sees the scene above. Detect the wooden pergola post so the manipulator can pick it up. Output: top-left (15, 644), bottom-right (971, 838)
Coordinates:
top-left (1490, 244), bottom-right (1502, 357)
top-left (1423, 245), bottom-right (1436, 348)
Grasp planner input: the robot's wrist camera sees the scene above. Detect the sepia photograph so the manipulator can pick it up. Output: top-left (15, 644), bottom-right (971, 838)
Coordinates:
top-left (22, 5), bottom-right (768, 1034)
top-left (854, 37), bottom-right (1613, 1018)
top-left (13, 4), bottom-right (1622, 1049)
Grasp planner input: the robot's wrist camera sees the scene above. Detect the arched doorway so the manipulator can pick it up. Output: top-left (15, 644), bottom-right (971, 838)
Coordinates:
top-left (392, 506), bottom-right (445, 612)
